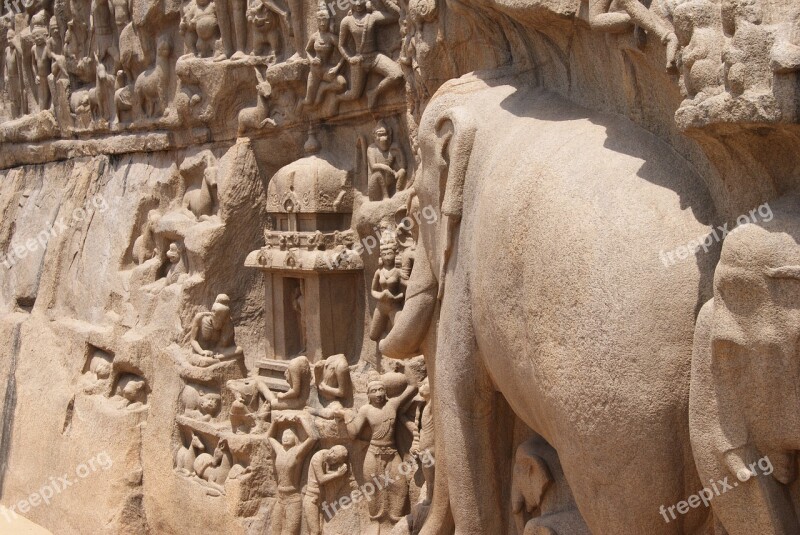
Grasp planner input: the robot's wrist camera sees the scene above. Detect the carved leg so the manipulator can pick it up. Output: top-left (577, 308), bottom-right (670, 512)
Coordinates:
top-left (271, 499), bottom-right (286, 535)
top-left (303, 495), bottom-right (322, 535)
top-left (387, 452), bottom-right (409, 522)
top-left (367, 54), bottom-right (403, 109)
top-left (303, 68), bottom-right (322, 107)
top-left (364, 449), bottom-right (388, 522)
top-left (337, 63), bottom-right (367, 105)
top-left (232, 0), bottom-right (247, 58)
top-left (369, 309), bottom-right (389, 341)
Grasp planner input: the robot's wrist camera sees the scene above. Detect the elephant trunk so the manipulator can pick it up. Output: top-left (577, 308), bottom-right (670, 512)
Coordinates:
top-left (380, 246), bottom-right (438, 359)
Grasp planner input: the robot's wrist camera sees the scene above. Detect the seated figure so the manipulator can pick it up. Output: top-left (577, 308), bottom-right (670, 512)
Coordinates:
top-left (187, 294), bottom-right (243, 366)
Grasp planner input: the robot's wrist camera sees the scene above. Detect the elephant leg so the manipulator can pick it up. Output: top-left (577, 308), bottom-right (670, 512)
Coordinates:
top-left (421, 266), bottom-right (504, 534)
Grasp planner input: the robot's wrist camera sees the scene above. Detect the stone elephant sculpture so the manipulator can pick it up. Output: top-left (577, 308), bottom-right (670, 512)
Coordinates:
top-left (380, 71), bottom-right (718, 534)
top-left (690, 195), bottom-right (800, 535)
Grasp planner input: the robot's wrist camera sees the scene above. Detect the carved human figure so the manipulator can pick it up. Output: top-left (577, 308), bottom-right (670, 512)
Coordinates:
top-left (336, 0), bottom-right (403, 109)
top-left (68, 0), bottom-right (90, 58)
top-left (29, 11), bottom-right (53, 111)
top-left (134, 39), bottom-right (172, 118)
top-left (4, 29), bottom-right (26, 119)
top-left (334, 379), bottom-right (417, 527)
top-left (299, 4), bottom-right (345, 111)
top-left (313, 353), bottom-right (352, 407)
top-left (181, 0), bottom-right (220, 58)
top-left (303, 445), bottom-right (349, 535)
top-left (721, 0), bottom-right (771, 96)
top-left (411, 377), bottom-right (433, 506)
top-left (267, 414), bottom-right (318, 535)
top-left (586, 0), bottom-right (678, 69)
top-left (110, 0), bottom-right (133, 73)
top-left (162, 242), bottom-right (188, 284)
top-left (255, 355), bottom-right (311, 410)
top-left (367, 121), bottom-right (407, 200)
top-left (91, 0), bottom-right (117, 69)
top-left (369, 239), bottom-right (405, 341)
top-left (230, 0), bottom-right (249, 59)
top-left (188, 294), bottom-right (244, 365)
top-left (307, 354), bottom-right (352, 419)
top-left (0, 16), bottom-right (7, 89)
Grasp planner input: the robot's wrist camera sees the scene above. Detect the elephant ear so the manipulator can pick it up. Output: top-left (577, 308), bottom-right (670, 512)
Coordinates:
top-left (434, 107), bottom-right (476, 299)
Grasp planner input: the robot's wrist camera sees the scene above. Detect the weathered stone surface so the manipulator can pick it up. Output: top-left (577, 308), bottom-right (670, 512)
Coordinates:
top-left (0, 0), bottom-right (799, 533)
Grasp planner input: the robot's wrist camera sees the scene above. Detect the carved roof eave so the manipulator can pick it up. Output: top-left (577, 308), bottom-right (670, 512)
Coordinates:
top-left (244, 247), bottom-right (364, 273)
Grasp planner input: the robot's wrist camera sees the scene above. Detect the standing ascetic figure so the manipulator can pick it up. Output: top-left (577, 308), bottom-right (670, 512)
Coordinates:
top-left (336, 0), bottom-right (403, 109)
top-left (4, 29), bottom-right (26, 118)
top-left (267, 414), bottom-right (318, 535)
top-left (334, 378), bottom-right (417, 530)
top-left (29, 11), bottom-right (53, 111)
top-left (369, 238), bottom-right (404, 342)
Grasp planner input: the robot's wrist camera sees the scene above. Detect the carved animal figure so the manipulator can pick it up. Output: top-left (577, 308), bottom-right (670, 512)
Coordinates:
top-left (230, 397), bottom-right (254, 433)
top-left (181, 384), bottom-right (221, 421)
top-left (135, 39), bottom-right (172, 119)
top-left (247, 0), bottom-right (281, 60)
top-left (132, 210), bottom-right (161, 265)
top-left (183, 166), bottom-right (217, 219)
top-left (690, 195), bottom-right (800, 535)
top-left (194, 439), bottom-right (233, 486)
top-left (175, 432), bottom-right (205, 475)
top-left (380, 73), bottom-right (717, 534)
top-left (237, 70), bottom-right (275, 134)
